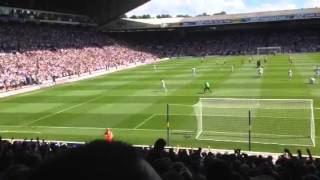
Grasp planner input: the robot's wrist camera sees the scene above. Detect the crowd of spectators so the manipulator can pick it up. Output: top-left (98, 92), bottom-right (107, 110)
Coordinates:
top-left (144, 139), bottom-right (320, 180)
top-left (1, 22), bottom-right (320, 92)
top-left (0, 23), bottom-right (157, 91)
top-left (0, 137), bottom-right (319, 180)
top-left (120, 29), bottom-right (320, 57)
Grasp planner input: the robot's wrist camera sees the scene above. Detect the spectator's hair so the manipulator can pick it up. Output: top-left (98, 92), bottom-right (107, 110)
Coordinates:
top-left (0, 164), bottom-right (30, 180)
top-left (28, 140), bottom-right (161, 180)
top-left (206, 159), bottom-right (234, 180)
top-left (154, 138), bottom-right (166, 151)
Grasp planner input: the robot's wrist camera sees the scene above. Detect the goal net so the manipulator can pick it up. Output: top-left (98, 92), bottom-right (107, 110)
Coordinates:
top-left (257, 47), bottom-right (282, 55)
top-left (193, 98), bottom-right (315, 147)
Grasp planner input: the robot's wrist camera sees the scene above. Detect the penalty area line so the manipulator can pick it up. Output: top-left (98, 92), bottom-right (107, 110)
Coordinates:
top-left (134, 114), bottom-right (156, 129)
top-left (22, 94), bottom-right (106, 126)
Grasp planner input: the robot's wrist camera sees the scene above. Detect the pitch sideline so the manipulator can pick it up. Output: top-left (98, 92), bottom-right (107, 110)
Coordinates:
top-left (0, 125), bottom-right (194, 133)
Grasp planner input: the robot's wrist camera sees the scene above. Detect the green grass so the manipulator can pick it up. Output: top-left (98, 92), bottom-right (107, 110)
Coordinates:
top-left (1, 53), bottom-right (320, 154)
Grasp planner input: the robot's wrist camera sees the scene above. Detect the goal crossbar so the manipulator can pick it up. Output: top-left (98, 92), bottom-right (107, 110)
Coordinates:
top-left (257, 46), bottom-right (282, 55)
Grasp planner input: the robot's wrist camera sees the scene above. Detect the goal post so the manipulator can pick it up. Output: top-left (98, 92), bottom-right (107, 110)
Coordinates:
top-left (195, 101), bottom-right (203, 139)
top-left (257, 46), bottom-right (282, 55)
top-left (193, 98), bottom-right (315, 147)
top-left (310, 100), bottom-right (316, 146)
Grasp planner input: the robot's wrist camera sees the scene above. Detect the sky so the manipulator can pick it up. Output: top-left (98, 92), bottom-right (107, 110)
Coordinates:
top-left (126, 0), bottom-right (320, 16)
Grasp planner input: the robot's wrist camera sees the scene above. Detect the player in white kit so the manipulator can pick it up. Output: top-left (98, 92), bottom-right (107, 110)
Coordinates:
top-left (192, 67), bottom-right (196, 77)
top-left (310, 77), bottom-right (316, 84)
top-left (288, 69), bottom-right (293, 80)
top-left (258, 67), bottom-right (264, 77)
top-left (154, 65), bottom-right (157, 72)
top-left (161, 79), bottom-right (167, 92)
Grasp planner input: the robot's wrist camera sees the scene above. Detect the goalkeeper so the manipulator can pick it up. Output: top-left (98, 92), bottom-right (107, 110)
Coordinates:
top-left (203, 81), bottom-right (212, 94)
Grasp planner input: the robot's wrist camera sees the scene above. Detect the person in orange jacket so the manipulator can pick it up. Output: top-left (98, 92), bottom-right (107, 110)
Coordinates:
top-left (104, 128), bottom-right (113, 142)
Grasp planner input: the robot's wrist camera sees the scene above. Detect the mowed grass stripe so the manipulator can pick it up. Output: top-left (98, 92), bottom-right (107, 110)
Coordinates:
top-left (137, 57), bottom-right (246, 130)
top-left (25, 60), bottom-right (202, 128)
top-left (110, 59), bottom-right (217, 128)
top-left (22, 94), bottom-right (107, 126)
top-left (213, 58), bottom-right (263, 97)
top-left (257, 55), bottom-right (314, 146)
top-left (0, 61), bottom-right (186, 126)
top-left (293, 54), bottom-right (320, 142)
top-left (1, 54), bottom-right (320, 154)
top-left (0, 59), bottom-right (210, 127)
top-left (129, 58), bottom-right (218, 129)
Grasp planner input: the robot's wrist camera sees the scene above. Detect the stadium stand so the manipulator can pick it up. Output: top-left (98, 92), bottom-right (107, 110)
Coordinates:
top-left (0, 138), bottom-right (319, 180)
top-left (118, 28), bottom-right (320, 57)
top-left (0, 23), bottom-right (157, 91)
top-left (1, 21), bottom-right (320, 91)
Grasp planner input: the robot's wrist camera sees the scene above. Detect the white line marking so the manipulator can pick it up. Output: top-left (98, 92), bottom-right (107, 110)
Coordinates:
top-left (199, 98), bottom-right (313, 102)
top-left (23, 95), bottom-right (105, 126)
top-left (172, 104), bottom-right (316, 110)
top-left (1, 125), bottom-right (320, 138)
top-left (197, 138), bottom-right (313, 147)
top-left (0, 131), bottom-right (41, 134)
top-left (201, 131), bottom-right (309, 138)
top-left (0, 125), bottom-right (194, 133)
top-left (157, 113), bottom-right (307, 120)
top-left (134, 114), bottom-right (156, 129)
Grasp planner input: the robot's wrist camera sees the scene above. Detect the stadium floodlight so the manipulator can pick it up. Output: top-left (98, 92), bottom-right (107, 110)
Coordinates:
top-left (257, 46), bottom-right (282, 55)
top-left (192, 98), bottom-right (315, 147)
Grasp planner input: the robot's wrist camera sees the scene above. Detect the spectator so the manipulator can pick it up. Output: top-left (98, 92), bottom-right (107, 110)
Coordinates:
top-left (0, 23), bottom-right (157, 92)
top-left (0, 138), bottom-right (319, 180)
top-left (28, 140), bottom-right (161, 180)
top-left (104, 128), bottom-right (113, 142)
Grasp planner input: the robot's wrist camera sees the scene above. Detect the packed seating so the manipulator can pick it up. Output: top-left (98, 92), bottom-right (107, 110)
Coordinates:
top-left (0, 137), bottom-right (319, 180)
top-left (0, 23), bottom-right (157, 91)
top-left (119, 29), bottom-right (320, 57)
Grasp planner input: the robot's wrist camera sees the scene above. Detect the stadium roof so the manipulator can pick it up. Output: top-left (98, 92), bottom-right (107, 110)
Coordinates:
top-left (181, 7), bottom-right (320, 22)
top-left (104, 8), bottom-right (320, 31)
top-left (0, 0), bottom-right (150, 25)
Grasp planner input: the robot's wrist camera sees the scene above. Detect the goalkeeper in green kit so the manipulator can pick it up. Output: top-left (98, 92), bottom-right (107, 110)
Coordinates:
top-left (204, 81), bottom-right (212, 94)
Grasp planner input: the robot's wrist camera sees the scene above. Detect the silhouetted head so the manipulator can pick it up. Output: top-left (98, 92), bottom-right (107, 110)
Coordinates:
top-left (28, 140), bottom-right (160, 180)
top-left (154, 138), bottom-right (166, 151)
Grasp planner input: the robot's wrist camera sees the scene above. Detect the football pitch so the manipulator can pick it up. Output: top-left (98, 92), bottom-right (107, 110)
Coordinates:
top-left (0, 53), bottom-right (320, 154)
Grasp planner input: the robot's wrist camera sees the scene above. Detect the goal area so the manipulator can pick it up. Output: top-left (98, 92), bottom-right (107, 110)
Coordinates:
top-left (257, 46), bottom-right (282, 55)
top-left (168, 98), bottom-right (315, 147)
